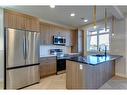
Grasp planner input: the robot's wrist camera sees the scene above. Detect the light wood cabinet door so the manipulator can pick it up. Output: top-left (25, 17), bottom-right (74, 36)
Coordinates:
top-left (40, 22), bottom-right (45, 45)
top-left (71, 30), bottom-right (78, 52)
top-left (4, 10), bottom-right (25, 29)
top-left (24, 16), bottom-right (39, 32)
top-left (48, 59), bottom-right (56, 74)
top-left (40, 57), bottom-right (56, 78)
top-left (40, 22), bottom-right (54, 45)
top-left (44, 23), bottom-right (51, 45)
top-left (66, 31), bottom-right (73, 47)
top-left (40, 60), bottom-right (49, 78)
top-left (4, 9), bottom-right (39, 32)
top-left (66, 61), bottom-right (83, 89)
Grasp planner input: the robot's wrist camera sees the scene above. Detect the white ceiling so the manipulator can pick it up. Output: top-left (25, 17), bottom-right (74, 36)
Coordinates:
top-left (4, 6), bottom-right (127, 29)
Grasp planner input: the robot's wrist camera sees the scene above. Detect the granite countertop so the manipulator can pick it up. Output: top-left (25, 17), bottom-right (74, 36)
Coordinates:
top-left (67, 54), bottom-right (122, 66)
top-left (40, 53), bottom-right (79, 60)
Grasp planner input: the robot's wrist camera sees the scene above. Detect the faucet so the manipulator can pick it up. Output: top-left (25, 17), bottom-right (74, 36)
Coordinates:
top-left (98, 44), bottom-right (107, 56)
top-left (104, 45), bottom-right (107, 56)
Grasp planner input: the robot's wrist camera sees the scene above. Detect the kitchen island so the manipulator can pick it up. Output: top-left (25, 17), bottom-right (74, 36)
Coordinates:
top-left (66, 55), bottom-right (122, 89)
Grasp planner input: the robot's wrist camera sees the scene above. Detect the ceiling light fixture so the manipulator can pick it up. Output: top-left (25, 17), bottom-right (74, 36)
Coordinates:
top-left (70, 13), bottom-right (75, 17)
top-left (50, 5), bottom-right (55, 8)
top-left (93, 6), bottom-right (97, 29)
top-left (84, 19), bottom-right (88, 22)
top-left (105, 8), bottom-right (107, 31)
top-left (112, 16), bottom-right (115, 37)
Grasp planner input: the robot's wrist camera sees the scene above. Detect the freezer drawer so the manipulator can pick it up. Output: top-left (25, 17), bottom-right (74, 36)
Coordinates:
top-left (6, 65), bottom-right (40, 89)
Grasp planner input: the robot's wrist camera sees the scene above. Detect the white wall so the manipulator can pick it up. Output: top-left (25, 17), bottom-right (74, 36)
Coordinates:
top-left (0, 7), bottom-right (4, 83)
top-left (40, 45), bottom-right (71, 57)
top-left (110, 19), bottom-right (126, 77)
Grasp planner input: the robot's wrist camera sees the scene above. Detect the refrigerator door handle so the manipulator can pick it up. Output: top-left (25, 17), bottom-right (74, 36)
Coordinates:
top-left (23, 35), bottom-right (26, 60)
top-left (26, 33), bottom-right (29, 60)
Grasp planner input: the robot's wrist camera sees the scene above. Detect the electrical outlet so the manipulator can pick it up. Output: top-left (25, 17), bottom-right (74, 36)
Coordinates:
top-left (79, 64), bottom-right (83, 70)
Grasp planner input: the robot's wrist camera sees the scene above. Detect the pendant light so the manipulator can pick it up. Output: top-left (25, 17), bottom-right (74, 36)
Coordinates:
top-left (112, 16), bottom-right (115, 36)
top-left (105, 8), bottom-right (107, 31)
top-left (93, 6), bottom-right (96, 29)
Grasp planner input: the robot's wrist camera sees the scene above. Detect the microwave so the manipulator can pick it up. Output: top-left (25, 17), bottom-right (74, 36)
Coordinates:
top-left (53, 36), bottom-right (66, 45)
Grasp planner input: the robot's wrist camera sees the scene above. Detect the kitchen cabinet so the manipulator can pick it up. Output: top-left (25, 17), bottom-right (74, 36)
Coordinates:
top-left (71, 29), bottom-right (78, 52)
top-left (66, 31), bottom-right (72, 47)
top-left (24, 15), bottom-right (40, 32)
top-left (40, 22), bottom-right (46, 44)
top-left (66, 60), bottom-right (83, 89)
top-left (4, 10), bottom-right (25, 29)
top-left (4, 9), bottom-right (39, 32)
top-left (66, 60), bottom-right (115, 89)
top-left (40, 22), bottom-right (73, 46)
top-left (40, 22), bottom-right (52, 45)
top-left (39, 57), bottom-right (56, 78)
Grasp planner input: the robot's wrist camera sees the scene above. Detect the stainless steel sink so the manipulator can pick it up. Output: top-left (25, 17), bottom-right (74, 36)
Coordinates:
top-left (92, 54), bottom-right (105, 57)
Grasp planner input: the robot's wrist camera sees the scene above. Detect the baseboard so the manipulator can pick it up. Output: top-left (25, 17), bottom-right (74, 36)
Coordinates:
top-left (115, 73), bottom-right (127, 78)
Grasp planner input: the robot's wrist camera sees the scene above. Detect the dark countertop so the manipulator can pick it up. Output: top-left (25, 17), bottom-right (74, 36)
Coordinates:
top-left (57, 56), bottom-right (71, 60)
top-left (67, 55), bottom-right (122, 66)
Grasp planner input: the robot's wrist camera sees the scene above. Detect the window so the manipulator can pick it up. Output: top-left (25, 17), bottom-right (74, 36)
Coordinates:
top-left (87, 28), bottom-right (110, 51)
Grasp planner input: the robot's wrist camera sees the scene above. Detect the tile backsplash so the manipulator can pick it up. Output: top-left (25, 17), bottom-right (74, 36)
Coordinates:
top-left (40, 45), bottom-right (71, 57)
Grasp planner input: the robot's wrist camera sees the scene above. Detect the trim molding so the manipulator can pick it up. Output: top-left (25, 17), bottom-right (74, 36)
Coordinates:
top-left (39, 19), bottom-right (75, 29)
top-left (115, 73), bottom-right (127, 78)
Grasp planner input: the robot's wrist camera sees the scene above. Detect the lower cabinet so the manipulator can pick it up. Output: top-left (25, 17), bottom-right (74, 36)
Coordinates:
top-left (66, 60), bottom-right (115, 89)
top-left (39, 57), bottom-right (56, 78)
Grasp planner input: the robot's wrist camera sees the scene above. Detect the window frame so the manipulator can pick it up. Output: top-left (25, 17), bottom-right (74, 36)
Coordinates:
top-left (87, 28), bottom-right (111, 52)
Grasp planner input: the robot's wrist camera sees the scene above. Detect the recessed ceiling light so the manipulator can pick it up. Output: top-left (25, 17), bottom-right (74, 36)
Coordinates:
top-left (50, 5), bottom-right (55, 8)
top-left (84, 19), bottom-right (88, 22)
top-left (70, 13), bottom-right (75, 17)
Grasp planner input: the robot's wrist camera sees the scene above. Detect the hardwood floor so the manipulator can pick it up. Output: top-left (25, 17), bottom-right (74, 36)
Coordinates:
top-left (22, 73), bottom-right (66, 89)
top-left (22, 73), bottom-right (127, 90)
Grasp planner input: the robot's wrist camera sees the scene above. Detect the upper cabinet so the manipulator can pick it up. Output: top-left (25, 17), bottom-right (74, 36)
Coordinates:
top-left (40, 22), bottom-right (73, 46)
top-left (40, 22), bottom-right (53, 45)
top-left (4, 9), bottom-right (75, 47)
top-left (65, 30), bottom-right (72, 47)
top-left (4, 9), bottom-right (40, 32)
top-left (24, 15), bottom-right (40, 32)
top-left (71, 29), bottom-right (78, 53)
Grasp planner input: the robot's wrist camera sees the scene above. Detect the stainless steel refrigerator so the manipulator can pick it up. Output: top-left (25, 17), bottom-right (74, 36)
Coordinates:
top-left (5, 28), bottom-right (40, 89)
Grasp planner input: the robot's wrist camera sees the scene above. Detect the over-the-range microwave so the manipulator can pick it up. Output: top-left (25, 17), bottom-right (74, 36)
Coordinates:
top-left (53, 36), bottom-right (66, 46)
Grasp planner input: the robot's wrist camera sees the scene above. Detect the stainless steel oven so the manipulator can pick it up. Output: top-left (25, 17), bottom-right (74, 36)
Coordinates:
top-left (56, 59), bottom-right (66, 74)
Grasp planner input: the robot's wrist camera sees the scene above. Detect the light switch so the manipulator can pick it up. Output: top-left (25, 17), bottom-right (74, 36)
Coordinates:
top-left (79, 64), bottom-right (83, 70)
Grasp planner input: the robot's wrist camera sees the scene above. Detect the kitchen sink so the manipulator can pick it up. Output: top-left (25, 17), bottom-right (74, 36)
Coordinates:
top-left (92, 54), bottom-right (105, 57)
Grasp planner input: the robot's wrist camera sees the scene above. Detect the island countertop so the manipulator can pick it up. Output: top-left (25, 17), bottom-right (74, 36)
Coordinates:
top-left (67, 54), bottom-right (122, 66)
